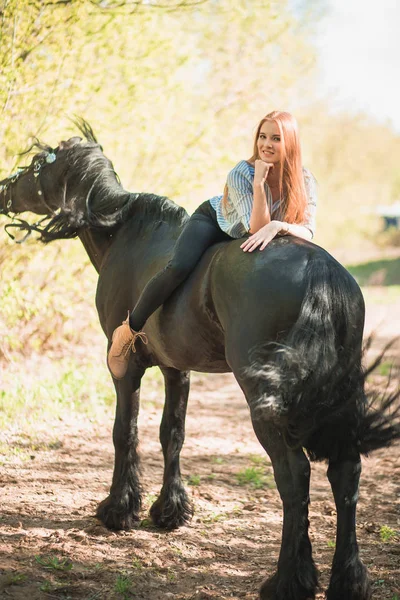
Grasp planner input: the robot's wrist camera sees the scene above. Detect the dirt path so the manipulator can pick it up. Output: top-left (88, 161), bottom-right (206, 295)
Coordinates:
top-left (1, 368), bottom-right (399, 600)
top-left (1, 294), bottom-right (400, 600)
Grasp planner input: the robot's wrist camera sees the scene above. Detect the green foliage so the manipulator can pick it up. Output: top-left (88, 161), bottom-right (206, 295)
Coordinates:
top-left (299, 109), bottom-right (400, 250)
top-left (115, 573), bottom-right (132, 597)
top-left (249, 454), bottom-right (270, 466)
top-left (0, 0), bottom-right (316, 195)
top-left (202, 511), bottom-right (226, 523)
top-left (35, 555), bottom-right (73, 571)
top-left (39, 581), bottom-right (53, 593)
top-left (1, 0), bottom-right (400, 421)
top-left (346, 257), bottom-right (400, 286)
top-left (211, 456), bottom-right (225, 464)
top-left (0, 238), bottom-right (97, 360)
top-left (374, 361), bottom-right (394, 377)
top-left (0, 360), bottom-right (115, 434)
top-left (131, 558), bottom-right (143, 570)
top-left (380, 525), bottom-right (397, 542)
top-left (187, 474), bottom-right (201, 486)
top-left (236, 466), bottom-right (274, 489)
top-left (0, 0), bottom-right (323, 385)
top-left (3, 573), bottom-right (27, 585)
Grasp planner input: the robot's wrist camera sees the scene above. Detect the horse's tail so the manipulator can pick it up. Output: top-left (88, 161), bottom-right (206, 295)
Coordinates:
top-left (248, 254), bottom-right (400, 461)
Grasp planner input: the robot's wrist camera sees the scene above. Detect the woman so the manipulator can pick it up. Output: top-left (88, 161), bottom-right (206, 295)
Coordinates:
top-left (108, 110), bottom-right (317, 379)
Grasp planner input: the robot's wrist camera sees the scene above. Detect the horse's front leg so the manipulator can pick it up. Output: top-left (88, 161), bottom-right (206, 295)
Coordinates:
top-left (326, 456), bottom-right (371, 600)
top-left (96, 360), bottom-right (146, 530)
top-left (150, 366), bottom-right (193, 529)
top-left (251, 418), bottom-right (318, 600)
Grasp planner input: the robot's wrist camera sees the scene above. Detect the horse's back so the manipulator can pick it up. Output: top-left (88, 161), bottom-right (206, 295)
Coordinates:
top-left (145, 236), bottom-right (352, 374)
top-left (96, 221), bottom-right (363, 375)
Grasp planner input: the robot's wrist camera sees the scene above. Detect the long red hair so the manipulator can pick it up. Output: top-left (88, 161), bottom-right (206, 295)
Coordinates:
top-left (223, 111), bottom-right (308, 224)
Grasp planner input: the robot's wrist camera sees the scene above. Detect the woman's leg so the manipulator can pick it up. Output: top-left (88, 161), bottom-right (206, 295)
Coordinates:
top-left (129, 214), bottom-right (226, 331)
top-left (107, 209), bottom-right (228, 379)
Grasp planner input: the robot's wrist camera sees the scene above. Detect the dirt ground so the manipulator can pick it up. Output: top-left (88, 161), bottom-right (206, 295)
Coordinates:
top-left (1, 295), bottom-right (399, 600)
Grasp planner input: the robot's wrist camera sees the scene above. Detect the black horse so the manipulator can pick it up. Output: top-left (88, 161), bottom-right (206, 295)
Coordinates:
top-left (1, 123), bottom-right (399, 600)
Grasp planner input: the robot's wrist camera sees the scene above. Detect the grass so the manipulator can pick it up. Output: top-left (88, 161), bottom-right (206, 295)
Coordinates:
top-left (187, 474), bottom-right (201, 486)
top-left (236, 466), bottom-right (275, 490)
top-left (115, 573), bottom-right (132, 597)
top-left (35, 555), bottom-right (73, 571)
top-left (202, 511), bottom-right (227, 523)
top-left (0, 356), bottom-right (166, 446)
top-left (132, 558), bottom-right (143, 570)
top-left (40, 581), bottom-right (54, 593)
top-left (0, 360), bottom-right (115, 431)
top-left (211, 456), bottom-right (225, 464)
top-left (143, 492), bottom-right (157, 507)
top-left (380, 525), bottom-right (397, 542)
top-left (346, 257), bottom-right (400, 286)
top-left (249, 453), bottom-right (270, 466)
top-left (3, 573), bottom-right (27, 586)
top-left (374, 360), bottom-right (394, 376)
top-left (139, 518), bottom-right (153, 528)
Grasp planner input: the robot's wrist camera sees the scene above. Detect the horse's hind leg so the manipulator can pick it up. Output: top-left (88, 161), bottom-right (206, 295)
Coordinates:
top-left (251, 418), bottom-right (318, 600)
top-left (96, 360), bottom-right (146, 530)
top-left (150, 366), bottom-right (193, 529)
top-left (326, 456), bottom-right (371, 600)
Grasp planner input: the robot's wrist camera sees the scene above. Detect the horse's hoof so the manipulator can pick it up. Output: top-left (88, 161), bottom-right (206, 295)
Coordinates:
top-left (326, 560), bottom-right (371, 600)
top-left (259, 573), bottom-right (279, 599)
top-left (259, 571), bottom-right (317, 600)
top-left (150, 487), bottom-right (193, 530)
top-left (96, 495), bottom-right (141, 531)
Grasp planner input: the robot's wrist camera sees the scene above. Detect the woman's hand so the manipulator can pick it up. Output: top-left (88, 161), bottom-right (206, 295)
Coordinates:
top-left (254, 159), bottom-right (273, 186)
top-left (240, 221), bottom-right (288, 252)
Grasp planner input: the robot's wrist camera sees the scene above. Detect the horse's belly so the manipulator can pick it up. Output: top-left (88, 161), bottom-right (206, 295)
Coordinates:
top-left (146, 311), bottom-right (230, 372)
top-left (144, 262), bottom-right (230, 372)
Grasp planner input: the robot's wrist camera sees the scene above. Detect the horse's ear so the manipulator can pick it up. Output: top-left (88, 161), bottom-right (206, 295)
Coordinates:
top-left (58, 136), bottom-right (82, 150)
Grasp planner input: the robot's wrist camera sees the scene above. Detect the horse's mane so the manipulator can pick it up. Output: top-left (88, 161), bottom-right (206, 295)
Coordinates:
top-left (3, 119), bottom-right (188, 243)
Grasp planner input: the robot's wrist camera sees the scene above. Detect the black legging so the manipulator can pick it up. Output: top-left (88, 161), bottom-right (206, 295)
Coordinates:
top-left (129, 201), bottom-right (232, 331)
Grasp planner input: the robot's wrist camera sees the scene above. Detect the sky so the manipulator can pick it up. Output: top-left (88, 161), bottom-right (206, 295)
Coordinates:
top-left (313, 0), bottom-right (400, 132)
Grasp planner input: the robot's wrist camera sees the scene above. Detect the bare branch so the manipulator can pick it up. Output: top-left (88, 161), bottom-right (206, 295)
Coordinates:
top-left (39, 0), bottom-right (209, 11)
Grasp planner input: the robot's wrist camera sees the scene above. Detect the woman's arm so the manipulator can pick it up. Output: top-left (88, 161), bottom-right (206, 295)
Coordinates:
top-left (241, 218), bottom-right (313, 253)
top-left (283, 222), bottom-right (313, 240)
top-left (248, 160), bottom-right (273, 233)
top-left (241, 221), bottom-right (311, 252)
top-left (241, 170), bottom-right (317, 252)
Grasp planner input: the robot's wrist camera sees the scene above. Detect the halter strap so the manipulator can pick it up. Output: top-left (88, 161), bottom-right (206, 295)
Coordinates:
top-left (4, 215), bottom-right (52, 243)
top-left (0, 149), bottom-right (57, 217)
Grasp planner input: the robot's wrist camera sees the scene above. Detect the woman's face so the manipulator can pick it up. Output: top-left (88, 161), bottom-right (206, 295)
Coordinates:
top-left (256, 120), bottom-right (282, 165)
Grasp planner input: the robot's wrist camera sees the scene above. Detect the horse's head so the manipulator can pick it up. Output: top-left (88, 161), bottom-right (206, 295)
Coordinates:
top-left (0, 136), bottom-right (103, 217)
top-left (0, 126), bottom-right (126, 242)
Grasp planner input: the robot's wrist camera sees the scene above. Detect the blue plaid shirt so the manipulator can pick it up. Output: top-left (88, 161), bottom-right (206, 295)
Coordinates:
top-left (209, 160), bottom-right (317, 239)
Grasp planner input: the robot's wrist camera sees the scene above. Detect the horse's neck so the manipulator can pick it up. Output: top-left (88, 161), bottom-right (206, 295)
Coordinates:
top-left (78, 229), bottom-right (112, 273)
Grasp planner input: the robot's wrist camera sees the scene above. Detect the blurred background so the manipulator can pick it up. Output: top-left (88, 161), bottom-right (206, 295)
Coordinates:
top-left (1, 0), bottom-right (399, 428)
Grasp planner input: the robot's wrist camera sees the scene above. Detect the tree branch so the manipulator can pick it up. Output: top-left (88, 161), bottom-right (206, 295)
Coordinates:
top-left (38, 0), bottom-right (209, 11)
